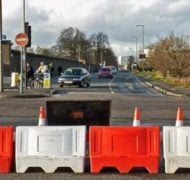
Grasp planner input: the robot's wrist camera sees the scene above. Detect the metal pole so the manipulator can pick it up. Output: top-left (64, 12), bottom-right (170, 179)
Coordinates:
top-left (19, 47), bottom-right (23, 94)
top-left (142, 25), bottom-right (144, 52)
top-left (136, 37), bottom-right (138, 63)
top-left (93, 50), bottom-right (95, 64)
top-left (100, 50), bottom-right (102, 66)
top-left (0, 0), bottom-right (3, 92)
top-left (78, 45), bottom-right (80, 61)
top-left (132, 36), bottom-right (138, 63)
top-left (136, 24), bottom-right (144, 53)
top-left (23, 0), bottom-right (26, 90)
top-left (20, 0), bottom-right (25, 93)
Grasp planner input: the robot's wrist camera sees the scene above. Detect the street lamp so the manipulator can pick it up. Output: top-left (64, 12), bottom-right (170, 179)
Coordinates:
top-left (136, 24), bottom-right (144, 53)
top-left (100, 50), bottom-right (103, 66)
top-left (131, 36), bottom-right (138, 63)
top-left (78, 45), bottom-right (81, 62)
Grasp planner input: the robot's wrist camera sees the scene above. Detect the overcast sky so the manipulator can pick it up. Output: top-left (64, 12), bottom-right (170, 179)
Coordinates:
top-left (2, 0), bottom-right (190, 56)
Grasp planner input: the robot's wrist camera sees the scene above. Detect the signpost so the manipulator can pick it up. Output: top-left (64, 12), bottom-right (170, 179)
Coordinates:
top-left (15, 33), bottom-right (28, 94)
top-left (15, 33), bottom-right (28, 47)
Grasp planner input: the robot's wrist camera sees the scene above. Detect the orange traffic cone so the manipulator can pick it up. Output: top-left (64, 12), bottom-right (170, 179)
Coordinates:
top-left (133, 107), bottom-right (141, 126)
top-left (175, 107), bottom-right (184, 127)
top-left (38, 106), bottom-right (46, 126)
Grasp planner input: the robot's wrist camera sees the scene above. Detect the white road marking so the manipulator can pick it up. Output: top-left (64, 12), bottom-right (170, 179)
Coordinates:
top-left (109, 77), bottom-right (115, 94)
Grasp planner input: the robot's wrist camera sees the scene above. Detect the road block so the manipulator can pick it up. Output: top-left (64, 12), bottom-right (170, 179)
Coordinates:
top-left (16, 126), bottom-right (86, 173)
top-left (163, 127), bottom-right (190, 173)
top-left (11, 72), bottom-right (19, 87)
top-left (43, 72), bottom-right (51, 88)
top-left (0, 126), bottom-right (14, 173)
top-left (46, 100), bottom-right (111, 129)
top-left (89, 126), bottom-right (160, 173)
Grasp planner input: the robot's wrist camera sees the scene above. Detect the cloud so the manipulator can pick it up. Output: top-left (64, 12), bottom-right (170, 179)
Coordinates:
top-left (3, 4), bottom-right (58, 47)
top-left (2, 0), bottom-right (190, 56)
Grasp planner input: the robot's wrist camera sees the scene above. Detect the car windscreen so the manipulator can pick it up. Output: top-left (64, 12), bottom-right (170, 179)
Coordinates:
top-left (64, 69), bottom-right (83, 75)
top-left (100, 68), bottom-right (111, 72)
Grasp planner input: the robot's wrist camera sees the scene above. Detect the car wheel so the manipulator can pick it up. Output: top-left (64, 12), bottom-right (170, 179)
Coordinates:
top-left (86, 82), bottom-right (90, 88)
top-left (79, 81), bottom-right (84, 88)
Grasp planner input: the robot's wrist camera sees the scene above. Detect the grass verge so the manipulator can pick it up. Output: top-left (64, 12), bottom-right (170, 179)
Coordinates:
top-left (135, 71), bottom-right (190, 88)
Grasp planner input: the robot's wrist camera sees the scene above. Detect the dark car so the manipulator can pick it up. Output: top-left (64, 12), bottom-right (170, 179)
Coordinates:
top-left (98, 67), bottom-right (113, 79)
top-left (58, 67), bottom-right (91, 88)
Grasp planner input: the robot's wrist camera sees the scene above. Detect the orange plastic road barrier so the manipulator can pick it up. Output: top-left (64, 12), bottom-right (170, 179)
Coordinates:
top-left (89, 126), bottom-right (160, 173)
top-left (175, 107), bottom-right (184, 127)
top-left (0, 126), bottom-right (14, 173)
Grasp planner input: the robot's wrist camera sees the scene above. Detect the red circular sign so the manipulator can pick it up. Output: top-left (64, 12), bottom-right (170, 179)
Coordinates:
top-left (15, 33), bottom-right (28, 47)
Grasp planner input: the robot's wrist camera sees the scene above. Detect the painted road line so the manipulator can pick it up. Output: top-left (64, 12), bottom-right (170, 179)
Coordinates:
top-left (109, 77), bottom-right (115, 94)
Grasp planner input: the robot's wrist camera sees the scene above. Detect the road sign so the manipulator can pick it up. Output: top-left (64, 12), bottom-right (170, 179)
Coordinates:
top-left (15, 33), bottom-right (28, 47)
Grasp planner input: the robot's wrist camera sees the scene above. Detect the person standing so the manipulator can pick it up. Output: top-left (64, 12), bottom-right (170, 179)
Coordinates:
top-left (26, 62), bottom-right (34, 81)
top-left (48, 62), bottom-right (54, 76)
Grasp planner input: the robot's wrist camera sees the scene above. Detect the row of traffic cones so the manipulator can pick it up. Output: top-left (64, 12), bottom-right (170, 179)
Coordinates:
top-left (133, 107), bottom-right (185, 127)
top-left (37, 106), bottom-right (184, 127)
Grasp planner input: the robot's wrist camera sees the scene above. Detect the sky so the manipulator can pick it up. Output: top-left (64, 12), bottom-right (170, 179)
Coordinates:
top-left (2, 0), bottom-right (190, 56)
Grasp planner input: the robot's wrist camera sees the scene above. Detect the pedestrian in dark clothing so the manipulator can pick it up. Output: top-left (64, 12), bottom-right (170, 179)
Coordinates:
top-left (26, 62), bottom-right (34, 81)
top-left (49, 62), bottom-right (54, 76)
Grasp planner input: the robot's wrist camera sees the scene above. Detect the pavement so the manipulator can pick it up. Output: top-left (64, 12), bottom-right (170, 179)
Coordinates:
top-left (139, 76), bottom-right (190, 98)
top-left (0, 87), bottom-right (55, 98)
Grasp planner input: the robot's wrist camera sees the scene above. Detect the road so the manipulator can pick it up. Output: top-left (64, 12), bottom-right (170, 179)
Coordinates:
top-left (53, 71), bottom-right (159, 95)
top-left (1, 71), bottom-right (190, 179)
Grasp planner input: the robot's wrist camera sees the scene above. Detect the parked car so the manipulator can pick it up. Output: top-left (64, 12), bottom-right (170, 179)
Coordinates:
top-left (98, 67), bottom-right (113, 79)
top-left (58, 67), bottom-right (91, 87)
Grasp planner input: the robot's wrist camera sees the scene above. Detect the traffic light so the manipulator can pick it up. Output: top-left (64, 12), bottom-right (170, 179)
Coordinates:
top-left (24, 22), bottom-right (32, 47)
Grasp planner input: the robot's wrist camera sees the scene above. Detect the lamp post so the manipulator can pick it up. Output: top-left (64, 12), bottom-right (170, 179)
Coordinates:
top-left (100, 50), bottom-right (103, 66)
top-left (19, 0), bottom-right (26, 94)
top-left (136, 24), bottom-right (144, 53)
top-left (129, 48), bottom-right (135, 72)
top-left (0, 0), bottom-right (3, 92)
top-left (78, 45), bottom-right (81, 62)
top-left (132, 36), bottom-right (138, 63)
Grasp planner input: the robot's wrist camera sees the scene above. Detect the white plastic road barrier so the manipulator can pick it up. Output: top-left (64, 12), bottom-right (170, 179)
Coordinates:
top-left (163, 126), bottom-right (190, 173)
top-left (11, 72), bottom-right (19, 87)
top-left (16, 126), bottom-right (86, 173)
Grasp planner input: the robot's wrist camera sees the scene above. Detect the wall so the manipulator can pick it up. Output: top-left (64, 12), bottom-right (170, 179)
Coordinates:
top-left (10, 50), bottom-right (99, 76)
top-left (2, 40), bottom-right (12, 76)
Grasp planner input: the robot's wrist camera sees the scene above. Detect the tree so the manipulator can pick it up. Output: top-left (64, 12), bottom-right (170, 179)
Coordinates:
top-left (148, 33), bottom-right (190, 78)
top-left (55, 27), bottom-right (89, 61)
top-left (103, 48), bottom-right (118, 66)
top-left (33, 27), bottom-right (117, 66)
top-left (35, 46), bottom-right (53, 56)
top-left (89, 32), bottom-right (110, 65)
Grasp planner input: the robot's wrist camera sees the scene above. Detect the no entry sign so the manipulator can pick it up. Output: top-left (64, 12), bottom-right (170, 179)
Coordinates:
top-left (15, 33), bottom-right (28, 47)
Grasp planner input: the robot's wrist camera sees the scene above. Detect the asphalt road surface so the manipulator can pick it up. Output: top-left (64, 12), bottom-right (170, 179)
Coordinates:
top-left (1, 71), bottom-right (190, 179)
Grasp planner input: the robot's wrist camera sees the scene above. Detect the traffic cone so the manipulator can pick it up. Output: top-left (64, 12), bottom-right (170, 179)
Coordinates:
top-left (38, 106), bottom-right (46, 126)
top-left (133, 107), bottom-right (141, 126)
top-left (175, 107), bottom-right (184, 127)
